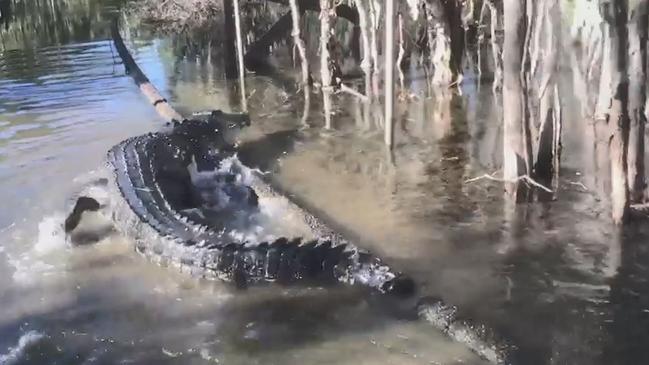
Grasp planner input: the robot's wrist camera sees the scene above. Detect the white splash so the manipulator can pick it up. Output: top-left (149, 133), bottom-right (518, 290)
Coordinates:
top-left (0, 331), bottom-right (45, 365)
top-left (8, 213), bottom-right (68, 285)
top-left (34, 213), bottom-right (67, 254)
top-left (187, 154), bottom-right (310, 244)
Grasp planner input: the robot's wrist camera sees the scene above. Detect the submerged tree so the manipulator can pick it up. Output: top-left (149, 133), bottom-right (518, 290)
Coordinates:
top-left (625, 0), bottom-right (648, 203)
top-left (502, 0), bottom-right (531, 199)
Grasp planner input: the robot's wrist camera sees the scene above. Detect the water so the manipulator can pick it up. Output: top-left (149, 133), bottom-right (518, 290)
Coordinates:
top-left (0, 1), bottom-right (485, 364)
top-left (1, 0), bottom-right (649, 364)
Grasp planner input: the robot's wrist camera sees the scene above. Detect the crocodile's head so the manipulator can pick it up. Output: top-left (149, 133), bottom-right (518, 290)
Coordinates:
top-left (165, 110), bottom-right (251, 171)
top-left (172, 110), bottom-right (250, 150)
top-left (151, 110), bottom-right (255, 214)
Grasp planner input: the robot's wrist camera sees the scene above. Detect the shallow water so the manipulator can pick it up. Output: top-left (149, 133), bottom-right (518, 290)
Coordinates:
top-left (2, 0), bottom-right (649, 364)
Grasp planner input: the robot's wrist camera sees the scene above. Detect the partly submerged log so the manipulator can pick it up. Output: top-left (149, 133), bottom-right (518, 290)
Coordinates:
top-left (111, 20), bottom-right (184, 123)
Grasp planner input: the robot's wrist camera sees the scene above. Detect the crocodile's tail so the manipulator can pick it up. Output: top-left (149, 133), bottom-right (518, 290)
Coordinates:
top-left (196, 237), bottom-right (416, 297)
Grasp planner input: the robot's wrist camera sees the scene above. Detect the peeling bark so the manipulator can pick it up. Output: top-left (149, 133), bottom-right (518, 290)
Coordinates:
top-left (626, 0), bottom-right (648, 202)
top-left (233, 0), bottom-right (247, 111)
top-left (384, 0), bottom-right (395, 146)
top-left (354, 0), bottom-right (372, 97)
top-left (397, 12), bottom-right (406, 90)
top-left (485, 0), bottom-right (503, 92)
top-left (502, 0), bottom-right (532, 199)
top-left (600, 0), bottom-right (630, 224)
top-left (369, 0), bottom-right (381, 96)
top-left (320, 0), bottom-right (334, 129)
top-left (288, 0), bottom-right (309, 88)
top-left (531, 0), bottom-right (561, 191)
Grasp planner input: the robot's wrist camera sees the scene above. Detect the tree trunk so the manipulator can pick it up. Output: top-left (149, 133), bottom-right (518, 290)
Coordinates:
top-left (502, 0), bottom-right (532, 199)
top-left (233, 0), bottom-right (247, 111)
top-left (320, 0), bottom-right (334, 129)
top-left (369, 0), bottom-right (382, 97)
top-left (626, 0), bottom-right (648, 202)
top-left (486, 0), bottom-right (503, 92)
top-left (600, 0), bottom-right (630, 224)
top-left (443, 0), bottom-right (465, 82)
top-left (354, 0), bottom-right (372, 98)
top-left (424, 0), bottom-right (464, 86)
top-left (384, 0), bottom-right (396, 146)
top-left (288, 0), bottom-right (309, 88)
top-left (223, 0), bottom-right (238, 79)
top-left (533, 0), bottom-right (561, 191)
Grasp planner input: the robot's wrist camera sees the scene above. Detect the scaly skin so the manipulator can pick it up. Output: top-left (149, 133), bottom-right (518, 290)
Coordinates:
top-left (102, 111), bottom-right (415, 295)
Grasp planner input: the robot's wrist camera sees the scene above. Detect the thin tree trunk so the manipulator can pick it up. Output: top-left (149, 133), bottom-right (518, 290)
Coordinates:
top-left (288, 0), bottom-right (309, 87)
top-left (533, 0), bottom-right (561, 190)
top-left (595, 33), bottom-right (612, 119)
top-left (288, 0), bottom-right (311, 126)
top-left (486, 0), bottom-right (503, 92)
top-left (223, 0), bottom-right (238, 79)
top-left (384, 0), bottom-right (395, 146)
top-left (354, 0), bottom-right (372, 99)
top-left (397, 12), bottom-right (406, 90)
top-left (626, 0), bottom-right (648, 202)
top-left (320, 0), bottom-right (333, 129)
top-left (425, 0), bottom-right (452, 86)
top-left (369, 0), bottom-right (381, 97)
top-left (233, 0), bottom-right (247, 111)
top-left (354, 0), bottom-right (372, 127)
top-left (601, 0), bottom-right (630, 224)
top-left (502, 0), bottom-right (532, 199)
top-left (443, 0), bottom-right (465, 84)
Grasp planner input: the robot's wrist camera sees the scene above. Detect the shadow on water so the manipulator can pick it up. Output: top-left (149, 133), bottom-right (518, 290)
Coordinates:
top-left (602, 224), bottom-right (649, 365)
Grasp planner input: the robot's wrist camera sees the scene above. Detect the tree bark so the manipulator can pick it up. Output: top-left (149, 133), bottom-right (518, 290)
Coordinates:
top-left (502, 0), bottom-right (532, 199)
top-left (320, 0), bottom-right (334, 129)
top-left (626, 0), bottom-right (648, 202)
top-left (233, 0), bottom-right (247, 111)
top-left (223, 0), bottom-right (238, 79)
top-left (288, 0), bottom-right (310, 88)
top-left (532, 0), bottom-right (561, 191)
top-left (486, 0), bottom-right (503, 92)
top-left (353, 0), bottom-right (372, 99)
top-left (369, 0), bottom-right (381, 97)
top-left (600, 0), bottom-right (630, 224)
top-left (384, 0), bottom-right (395, 146)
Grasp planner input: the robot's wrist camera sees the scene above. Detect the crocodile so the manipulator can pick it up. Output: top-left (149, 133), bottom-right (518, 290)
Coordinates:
top-left (65, 110), bottom-right (415, 296)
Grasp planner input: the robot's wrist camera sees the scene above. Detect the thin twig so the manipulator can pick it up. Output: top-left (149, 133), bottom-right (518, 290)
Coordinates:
top-left (567, 181), bottom-right (589, 191)
top-left (465, 172), bottom-right (554, 193)
top-left (338, 83), bottom-right (369, 102)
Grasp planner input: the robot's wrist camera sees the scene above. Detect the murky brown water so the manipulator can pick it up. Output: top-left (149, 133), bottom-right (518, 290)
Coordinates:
top-left (0, 1), bottom-right (486, 364)
top-left (2, 1), bottom-right (649, 364)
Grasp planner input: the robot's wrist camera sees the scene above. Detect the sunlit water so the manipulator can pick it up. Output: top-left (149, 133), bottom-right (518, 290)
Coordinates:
top-left (2, 0), bottom-right (649, 364)
top-left (0, 1), bottom-right (487, 364)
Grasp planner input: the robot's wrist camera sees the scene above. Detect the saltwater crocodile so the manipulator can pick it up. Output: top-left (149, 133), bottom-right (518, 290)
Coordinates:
top-left (65, 110), bottom-right (414, 296)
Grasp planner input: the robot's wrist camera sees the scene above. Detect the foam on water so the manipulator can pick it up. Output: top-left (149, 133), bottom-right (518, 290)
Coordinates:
top-left (187, 154), bottom-right (313, 244)
top-left (8, 213), bottom-right (69, 285)
top-left (0, 331), bottom-right (45, 365)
